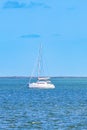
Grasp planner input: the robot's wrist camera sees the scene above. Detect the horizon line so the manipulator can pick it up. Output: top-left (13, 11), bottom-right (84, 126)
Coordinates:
top-left (0, 76), bottom-right (87, 78)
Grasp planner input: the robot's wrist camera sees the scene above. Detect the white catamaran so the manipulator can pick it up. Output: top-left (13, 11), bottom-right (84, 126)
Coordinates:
top-left (29, 44), bottom-right (55, 89)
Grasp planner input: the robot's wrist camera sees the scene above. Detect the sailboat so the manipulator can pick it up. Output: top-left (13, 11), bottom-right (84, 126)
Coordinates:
top-left (29, 44), bottom-right (55, 89)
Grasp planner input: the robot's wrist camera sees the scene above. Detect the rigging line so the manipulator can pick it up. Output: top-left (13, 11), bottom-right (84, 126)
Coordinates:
top-left (29, 44), bottom-right (42, 84)
top-left (17, 83), bottom-right (27, 90)
top-left (29, 54), bottom-right (39, 84)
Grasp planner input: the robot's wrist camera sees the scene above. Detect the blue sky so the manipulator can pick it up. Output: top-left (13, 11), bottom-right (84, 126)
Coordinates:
top-left (0, 0), bottom-right (87, 77)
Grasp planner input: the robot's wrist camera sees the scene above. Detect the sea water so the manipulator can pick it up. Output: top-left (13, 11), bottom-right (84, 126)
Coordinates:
top-left (0, 77), bottom-right (87, 130)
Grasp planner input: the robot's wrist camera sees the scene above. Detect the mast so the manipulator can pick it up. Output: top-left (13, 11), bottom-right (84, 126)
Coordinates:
top-left (38, 43), bottom-right (42, 78)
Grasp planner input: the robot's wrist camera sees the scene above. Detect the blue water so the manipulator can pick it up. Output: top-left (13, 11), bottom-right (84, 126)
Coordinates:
top-left (0, 77), bottom-right (87, 130)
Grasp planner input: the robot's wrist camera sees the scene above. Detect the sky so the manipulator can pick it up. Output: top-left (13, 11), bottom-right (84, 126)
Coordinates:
top-left (0, 0), bottom-right (87, 77)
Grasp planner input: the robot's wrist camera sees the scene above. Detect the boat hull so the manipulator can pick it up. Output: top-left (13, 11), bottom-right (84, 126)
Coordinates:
top-left (29, 82), bottom-right (55, 89)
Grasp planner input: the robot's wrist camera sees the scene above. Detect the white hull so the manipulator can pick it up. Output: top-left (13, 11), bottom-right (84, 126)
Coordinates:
top-left (29, 82), bottom-right (55, 89)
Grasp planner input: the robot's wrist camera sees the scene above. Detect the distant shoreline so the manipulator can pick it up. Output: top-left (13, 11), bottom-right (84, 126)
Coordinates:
top-left (0, 76), bottom-right (87, 78)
